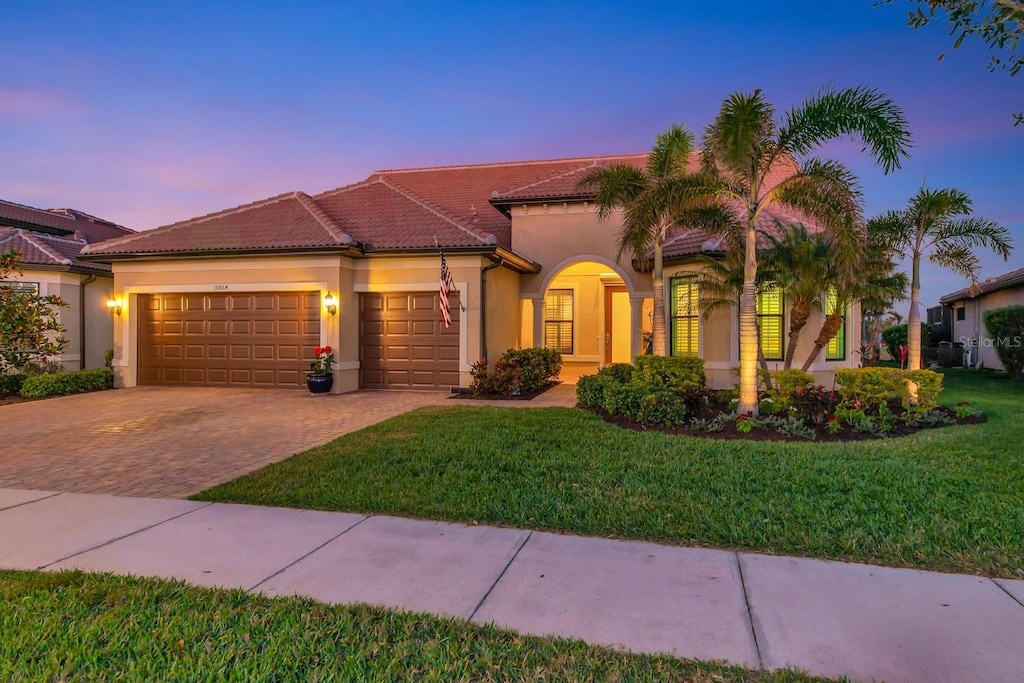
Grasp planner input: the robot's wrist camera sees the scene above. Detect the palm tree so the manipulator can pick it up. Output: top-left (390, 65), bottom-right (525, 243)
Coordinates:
top-left (578, 124), bottom-right (726, 356)
top-left (701, 87), bottom-right (911, 415)
top-left (869, 187), bottom-right (1012, 370)
top-left (759, 223), bottom-right (832, 369)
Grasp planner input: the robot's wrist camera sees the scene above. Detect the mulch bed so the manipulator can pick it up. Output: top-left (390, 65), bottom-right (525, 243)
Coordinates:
top-left (449, 381), bottom-right (561, 401)
top-left (0, 395), bottom-right (35, 407)
top-left (590, 406), bottom-right (986, 442)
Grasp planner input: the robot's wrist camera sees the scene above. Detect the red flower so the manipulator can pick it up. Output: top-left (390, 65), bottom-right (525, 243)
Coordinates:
top-left (323, 345), bottom-right (332, 355)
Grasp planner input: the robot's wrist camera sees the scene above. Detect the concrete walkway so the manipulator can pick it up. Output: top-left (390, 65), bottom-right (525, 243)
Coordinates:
top-left (2, 488), bottom-right (1022, 683)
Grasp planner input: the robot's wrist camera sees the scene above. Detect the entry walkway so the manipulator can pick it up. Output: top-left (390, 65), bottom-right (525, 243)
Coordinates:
top-left (2, 488), bottom-right (1022, 683)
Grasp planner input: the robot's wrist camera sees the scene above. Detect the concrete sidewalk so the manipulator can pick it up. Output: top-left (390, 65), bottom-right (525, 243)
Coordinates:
top-left (1, 488), bottom-right (1022, 683)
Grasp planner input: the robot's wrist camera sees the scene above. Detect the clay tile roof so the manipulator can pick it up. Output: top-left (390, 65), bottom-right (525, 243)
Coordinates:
top-left (82, 192), bottom-right (354, 256)
top-left (0, 199), bottom-right (133, 242)
top-left (0, 228), bottom-right (110, 272)
top-left (940, 266), bottom-right (1024, 304)
top-left (492, 153), bottom-right (651, 202)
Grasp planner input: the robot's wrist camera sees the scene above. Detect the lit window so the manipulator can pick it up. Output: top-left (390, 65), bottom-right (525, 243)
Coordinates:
top-left (670, 275), bottom-right (699, 357)
top-left (757, 284), bottom-right (784, 361)
top-left (544, 289), bottom-right (573, 354)
top-left (825, 288), bottom-right (846, 361)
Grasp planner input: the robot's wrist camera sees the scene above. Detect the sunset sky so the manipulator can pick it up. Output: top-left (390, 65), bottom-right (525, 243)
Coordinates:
top-left (2, 0), bottom-right (1021, 306)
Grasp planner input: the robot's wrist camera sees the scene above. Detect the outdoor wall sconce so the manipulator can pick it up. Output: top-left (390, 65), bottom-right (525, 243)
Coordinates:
top-left (106, 297), bottom-right (122, 316)
top-left (324, 292), bottom-right (337, 316)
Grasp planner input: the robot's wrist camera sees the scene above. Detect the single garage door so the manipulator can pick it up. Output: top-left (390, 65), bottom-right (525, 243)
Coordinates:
top-left (359, 291), bottom-right (460, 389)
top-left (139, 291), bottom-right (320, 388)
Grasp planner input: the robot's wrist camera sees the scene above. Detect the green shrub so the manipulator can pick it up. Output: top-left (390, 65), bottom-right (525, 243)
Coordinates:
top-left (597, 362), bottom-right (635, 384)
top-left (470, 347), bottom-right (562, 396)
top-left (835, 367), bottom-right (943, 413)
top-left (0, 373), bottom-right (26, 395)
top-left (576, 373), bottom-right (618, 409)
top-left (500, 347), bottom-right (562, 393)
top-left (633, 356), bottom-right (705, 390)
top-left (905, 369), bottom-right (943, 412)
top-left (835, 367), bottom-right (906, 412)
top-left (983, 305), bottom-right (1024, 380)
top-left (19, 368), bottom-right (113, 398)
top-left (773, 369), bottom-right (814, 393)
top-left (881, 323), bottom-right (932, 362)
top-left (634, 386), bottom-right (689, 426)
top-left (603, 381), bottom-right (649, 420)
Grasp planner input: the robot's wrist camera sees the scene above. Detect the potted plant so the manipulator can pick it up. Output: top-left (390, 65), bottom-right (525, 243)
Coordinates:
top-left (307, 345), bottom-right (335, 394)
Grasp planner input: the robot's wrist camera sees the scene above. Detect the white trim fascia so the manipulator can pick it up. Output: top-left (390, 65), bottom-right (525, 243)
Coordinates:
top-left (113, 255), bottom-right (348, 272)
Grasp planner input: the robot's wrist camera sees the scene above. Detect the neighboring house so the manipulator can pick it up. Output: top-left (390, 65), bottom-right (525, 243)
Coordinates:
top-left (0, 200), bottom-right (133, 371)
top-left (926, 305), bottom-right (952, 344)
top-left (81, 154), bottom-right (861, 392)
top-left (940, 266), bottom-right (1024, 370)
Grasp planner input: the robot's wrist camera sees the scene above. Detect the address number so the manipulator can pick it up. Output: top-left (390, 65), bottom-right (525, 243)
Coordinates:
top-left (213, 284), bottom-right (229, 291)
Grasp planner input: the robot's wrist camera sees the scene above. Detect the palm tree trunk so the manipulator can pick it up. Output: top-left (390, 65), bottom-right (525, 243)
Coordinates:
top-left (757, 334), bottom-right (773, 391)
top-left (800, 313), bottom-right (844, 372)
top-left (651, 238), bottom-right (667, 356)
top-left (784, 299), bottom-right (811, 370)
top-left (907, 257), bottom-right (922, 371)
top-left (738, 223), bottom-right (759, 416)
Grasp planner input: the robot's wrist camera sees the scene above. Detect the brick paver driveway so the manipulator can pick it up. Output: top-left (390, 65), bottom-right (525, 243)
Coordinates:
top-left (0, 387), bottom-right (445, 498)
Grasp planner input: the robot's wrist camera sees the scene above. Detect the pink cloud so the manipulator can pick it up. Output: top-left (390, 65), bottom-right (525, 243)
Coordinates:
top-left (0, 88), bottom-right (85, 122)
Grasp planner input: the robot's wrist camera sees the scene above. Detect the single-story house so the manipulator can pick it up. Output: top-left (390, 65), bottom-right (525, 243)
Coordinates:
top-left (81, 153), bottom-right (861, 392)
top-left (940, 266), bottom-right (1024, 370)
top-left (1, 200), bottom-right (133, 370)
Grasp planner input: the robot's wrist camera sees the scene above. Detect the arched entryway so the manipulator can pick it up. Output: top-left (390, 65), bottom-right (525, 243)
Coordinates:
top-left (521, 259), bottom-right (653, 382)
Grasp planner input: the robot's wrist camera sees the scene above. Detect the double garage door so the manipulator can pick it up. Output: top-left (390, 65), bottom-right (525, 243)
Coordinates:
top-left (139, 290), bottom-right (459, 390)
top-left (139, 292), bottom-right (320, 389)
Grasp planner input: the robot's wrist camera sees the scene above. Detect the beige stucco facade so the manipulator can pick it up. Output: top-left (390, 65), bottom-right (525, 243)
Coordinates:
top-left (6, 268), bottom-right (113, 371)
top-left (107, 198), bottom-right (862, 392)
top-left (951, 287), bottom-right (1024, 370)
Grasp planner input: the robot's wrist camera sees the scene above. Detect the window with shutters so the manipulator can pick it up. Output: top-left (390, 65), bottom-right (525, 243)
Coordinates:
top-left (670, 275), bottom-right (699, 357)
top-left (825, 288), bottom-right (846, 361)
top-left (757, 284), bottom-right (784, 361)
top-left (544, 289), bottom-right (574, 354)
top-left (1, 282), bottom-right (39, 295)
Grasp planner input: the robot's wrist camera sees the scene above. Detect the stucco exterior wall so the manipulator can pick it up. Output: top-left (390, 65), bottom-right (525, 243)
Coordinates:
top-left (953, 287), bottom-right (1024, 370)
top-left (483, 264), bottom-right (521, 361)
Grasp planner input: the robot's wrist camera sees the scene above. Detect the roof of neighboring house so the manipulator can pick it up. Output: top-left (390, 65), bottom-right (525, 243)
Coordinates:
top-left (940, 266), bottom-right (1024, 304)
top-left (0, 198), bottom-right (133, 242)
top-left (0, 228), bottom-right (112, 273)
top-left (80, 152), bottom-right (817, 264)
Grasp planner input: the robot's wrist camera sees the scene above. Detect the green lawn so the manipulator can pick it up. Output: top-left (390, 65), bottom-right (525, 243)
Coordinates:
top-left (0, 571), bottom-right (831, 682)
top-left (196, 369), bottom-right (1024, 578)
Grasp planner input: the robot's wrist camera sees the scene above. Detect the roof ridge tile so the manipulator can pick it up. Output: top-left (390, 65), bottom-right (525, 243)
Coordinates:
top-left (19, 229), bottom-right (73, 266)
top-left (497, 161), bottom-right (599, 198)
top-left (373, 152), bottom-right (646, 175)
top-left (294, 192), bottom-right (353, 245)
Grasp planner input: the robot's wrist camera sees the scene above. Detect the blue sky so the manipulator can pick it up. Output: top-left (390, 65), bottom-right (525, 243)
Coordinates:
top-left (1, 0), bottom-right (1021, 306)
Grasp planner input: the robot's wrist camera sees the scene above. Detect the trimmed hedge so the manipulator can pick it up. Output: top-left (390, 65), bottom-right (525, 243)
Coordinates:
top-left (632, 356), bottom-right (705, 390)
top-left (0, 374), bottom-right (27, 396)
top-left (19, 368), bottom-right (114, 398)
top-left (835, 367), bottom-right (943, 412)
top-left (983, 305), bottom-right (1024, 380)
top-left (576, 357), bottom-right (706, 426)
top-left (772, 369), bottom-right (814, 393)
top-left (881, 323), bottom-right (933, 362)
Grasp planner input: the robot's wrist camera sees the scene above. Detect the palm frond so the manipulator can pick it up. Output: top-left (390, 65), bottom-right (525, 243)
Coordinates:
top-left (576, 165), bottom-right (649, 220)
top-left (930, 243), bottom-right (983, 282)
top-left (777, 85), bottom-right (912, 174)
top-left (932, 216), bottom-right (1014, 259)
top-left (702, 90), bottom-right (776, 181)
top-left (647, 124), bottom-right (695, 180)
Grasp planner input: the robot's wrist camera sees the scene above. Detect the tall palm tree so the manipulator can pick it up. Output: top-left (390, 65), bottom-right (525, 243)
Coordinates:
top-left (578, 124), bottom-right (726, 355)
top-left (759, 223), bottom-right (832, 369)
top-left (701, 87), bottom-right (911, 415)
top-left (869, 187), bottom-right (1012, 370)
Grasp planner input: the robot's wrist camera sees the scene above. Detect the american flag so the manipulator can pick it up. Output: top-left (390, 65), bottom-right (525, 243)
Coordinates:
top-left (439, 250), bottom-right (455, 328)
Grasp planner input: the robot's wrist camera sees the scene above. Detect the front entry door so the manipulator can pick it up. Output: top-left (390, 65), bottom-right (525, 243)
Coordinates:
top-left (603, 286), bottom-right (630, 365)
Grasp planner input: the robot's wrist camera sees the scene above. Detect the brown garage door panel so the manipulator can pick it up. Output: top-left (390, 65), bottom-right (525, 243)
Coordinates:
top-left (359, 291), bottom-right (460, 390)
top-left (140, 292), bottom-right (320, 389)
